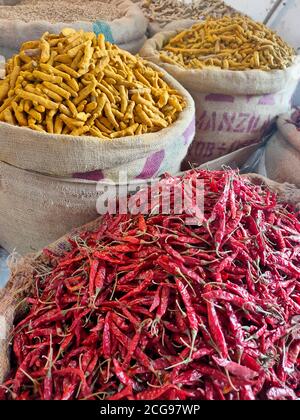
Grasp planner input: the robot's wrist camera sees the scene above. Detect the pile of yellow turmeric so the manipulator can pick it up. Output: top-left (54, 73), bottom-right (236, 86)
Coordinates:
top-left (160, 16), bottom-right (295, 71)
top-left (0, 28), bottom-right (185, 138)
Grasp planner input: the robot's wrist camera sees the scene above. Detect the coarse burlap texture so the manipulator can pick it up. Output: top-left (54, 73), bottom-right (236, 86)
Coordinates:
top-left (148, 18), bottom-right (196, 38)
top-left (0, 162), bottom-right (106, 254)
top-left (0, 0), bottom-right (148, 58)
top-left (1, 173), bottom-right (300, 385)
top-left (257, 110), bottom-right (300, 188)
top-left (139, 30), bottom-right (300, 168)
top-left (0, 62), bottom-right (195, 254)
top-left (0, 55), bottom-right (4, 79)
top-left (0, 0), bottom-right (19, 4)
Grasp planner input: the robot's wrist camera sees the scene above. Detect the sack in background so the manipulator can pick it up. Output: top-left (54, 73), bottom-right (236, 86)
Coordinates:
top-left (140, 30), bottom-right (300, 168)
top-left (256, 110), bottom-right (300, 188)
top-left (131, 0), bottom-right (237, 37)
top-left (0, 0), bottom-right (148, 58)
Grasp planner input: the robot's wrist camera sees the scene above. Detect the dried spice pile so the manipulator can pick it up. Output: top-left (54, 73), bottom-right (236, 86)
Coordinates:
top-left (160, 16), bottom-right (295, 70)
top-left (1, 170), bottom-right (300, 400)
top-left (134, 0), bottom-right (236, 27)
top-left (0, 0), bottom-right (121, 23)
top-left (0, 28), bottom-right (185, 137)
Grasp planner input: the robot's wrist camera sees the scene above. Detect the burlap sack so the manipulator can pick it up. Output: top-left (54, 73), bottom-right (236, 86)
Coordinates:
top-left (0, 161), bottom-right (107, 253)
top-left (257, 110), bottom-right (300, 188)
top-left (139, 30), bottom-right (300, 168)
top-left (0, 62), bottom-right (195, 178)
top-left (0, 0), bottom-right (148, 58)
top-left (1, 173), bottom-right (300, 385)
top-left (0, 58), bottom-right (195, 254)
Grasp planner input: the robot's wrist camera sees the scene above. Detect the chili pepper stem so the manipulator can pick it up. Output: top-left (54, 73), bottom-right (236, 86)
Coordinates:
top-left (188, 329), bottom-right (197, 361)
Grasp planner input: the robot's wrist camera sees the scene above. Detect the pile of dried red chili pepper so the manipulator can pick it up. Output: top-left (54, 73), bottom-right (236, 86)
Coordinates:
top-left (1, 169), bottom-right (300, 400)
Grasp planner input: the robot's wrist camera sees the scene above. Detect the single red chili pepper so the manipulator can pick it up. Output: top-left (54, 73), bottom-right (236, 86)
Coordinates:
top-left (94, 263), bottom-right (106, 293)
top-left (155, 284), bottom-right (170, 323)
top-left (137, 214), bottom-right (147, 232)
top-left (93, 252), bottom-right (124, 264)
top-left (173, 369), bottom-right (203, 386)
top-left (212, 356), bottom-right (258, 381)
top-left (149, 286), bottom-right (161, 313)
top-left (162, 242), bottom-right (185, 263)
top-left (203, 290), bottom-right (256, 313)
top-left (119, 270), bottom-right (154, 301)
top-left (225, 302), bottom-right (244, 346)
top-left (175, 277), bottom-right (198, 359)
top-left (241, 353), bottom-right (261, 373)
top-left (113, 358), bottom-right (135, 388)
top-left (206, 300), bottom-right (228, 359)
top-left (102, 312), bottom-right (111, 360)
top-left (86, 355), bottom-right (98, 381)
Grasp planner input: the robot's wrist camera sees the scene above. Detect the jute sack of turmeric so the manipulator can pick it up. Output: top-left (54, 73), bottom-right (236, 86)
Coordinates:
top-left (0, 28), bottom-right (195, 254)
top-left (0, 28), bottom-right (195, 178)
top-left (256, 109), bottom-right (300, 188)
top-left (140, 16), bottom-right (300, 167)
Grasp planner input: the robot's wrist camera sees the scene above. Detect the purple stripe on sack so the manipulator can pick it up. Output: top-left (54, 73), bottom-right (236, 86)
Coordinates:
top-left (258, 94), bottom-right (275, 105)
top-left (136, 150), bottom-right (165, 179)
top-left (183, 117), bottom-right (196, 145)
top-left (73, 169), bottom-right (104, 181)
top-left (205, 93), bottom-right (235, 103)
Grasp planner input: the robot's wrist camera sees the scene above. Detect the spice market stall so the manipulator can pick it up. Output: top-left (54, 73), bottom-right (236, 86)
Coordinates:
top-left (0, 0), bottom-right (299, 402)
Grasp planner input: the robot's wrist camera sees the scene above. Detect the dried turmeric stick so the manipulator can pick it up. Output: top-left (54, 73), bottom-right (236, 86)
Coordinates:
top-left (17, 90), bottom-right (58, 110)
